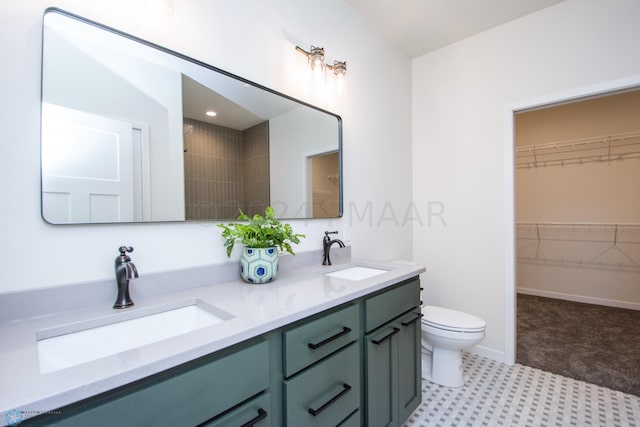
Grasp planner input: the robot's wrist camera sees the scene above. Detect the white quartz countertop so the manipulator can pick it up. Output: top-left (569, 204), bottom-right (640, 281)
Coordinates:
top-left (0, 256), bottom-right (425, 422)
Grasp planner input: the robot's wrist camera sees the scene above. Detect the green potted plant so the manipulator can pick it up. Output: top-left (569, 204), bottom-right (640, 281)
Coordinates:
top-left (218, 206), bottom-right (305, 284)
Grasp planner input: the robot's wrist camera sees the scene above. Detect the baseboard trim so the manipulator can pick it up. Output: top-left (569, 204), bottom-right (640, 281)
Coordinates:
top-left (468, 345), bottom-right (506, 365)
top-left (518, 287), bottom-right (640, 311)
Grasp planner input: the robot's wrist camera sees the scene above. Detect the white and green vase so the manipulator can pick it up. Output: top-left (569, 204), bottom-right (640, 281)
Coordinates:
top-left (240, 247), bottom-right (278, 284)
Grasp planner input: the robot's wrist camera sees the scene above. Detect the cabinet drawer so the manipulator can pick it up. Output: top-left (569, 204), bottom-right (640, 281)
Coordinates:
top-left (283, 304), bottom-right (359, 377)
top-left (284, 342), bottom-right (360, 427)
top-left (203, 392), bottom-right (271, 427)
top-left (338, 409), bottom-right (361, 427)
top-left (364, 278), bottom-right (420, 333)
top-left (48, 340), bottom-right (270, 427)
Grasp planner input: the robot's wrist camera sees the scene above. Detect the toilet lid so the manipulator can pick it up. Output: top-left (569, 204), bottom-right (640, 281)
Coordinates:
top-left (422, 306), bottom-right (486, 332)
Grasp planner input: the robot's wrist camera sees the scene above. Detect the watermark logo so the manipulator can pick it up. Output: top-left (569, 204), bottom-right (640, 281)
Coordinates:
top-left (345, 201), bottom-right (447, 228)
top-left (5, 410), bottom-right (23, 426)
top-left (197, 200), bottom-right (449, 229)
top-left (4, 409), bottom-right (62, 425)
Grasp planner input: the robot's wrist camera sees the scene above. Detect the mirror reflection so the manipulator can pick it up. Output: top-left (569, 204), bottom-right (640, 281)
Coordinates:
top-left (41, 8), bottom-right (342, 224)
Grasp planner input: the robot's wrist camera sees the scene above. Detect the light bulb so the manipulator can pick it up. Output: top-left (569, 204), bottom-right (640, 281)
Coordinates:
top-left (308, 46), bottom-right (326, 84)
top-left (333, 61), bottom-right (347, 97)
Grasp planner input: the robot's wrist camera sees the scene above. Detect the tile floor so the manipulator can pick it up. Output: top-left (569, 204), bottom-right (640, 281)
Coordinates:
top-left (404, 353), bottom-right (640, 427)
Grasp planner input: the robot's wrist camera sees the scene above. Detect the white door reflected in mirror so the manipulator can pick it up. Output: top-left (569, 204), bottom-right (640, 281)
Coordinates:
top-left (41, 103), bottom-right (140, 223)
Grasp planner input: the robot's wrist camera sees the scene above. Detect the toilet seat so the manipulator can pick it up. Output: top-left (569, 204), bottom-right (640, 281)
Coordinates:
top-left (422, 306), bottom-right (486, 333)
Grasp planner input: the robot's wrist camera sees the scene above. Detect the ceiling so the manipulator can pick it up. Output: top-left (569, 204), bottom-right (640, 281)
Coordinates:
top-left (345, 0), bottom-right (566, 58)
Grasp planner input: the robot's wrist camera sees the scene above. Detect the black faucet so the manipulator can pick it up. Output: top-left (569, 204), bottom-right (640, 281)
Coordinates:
top-left (322, 231), bottom-right (345, 266)
top-left (113, 246), bottom-right (139, 309)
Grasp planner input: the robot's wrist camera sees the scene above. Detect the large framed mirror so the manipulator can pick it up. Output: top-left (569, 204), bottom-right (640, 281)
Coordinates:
top-left (41, 8), bottom-right (342, 224)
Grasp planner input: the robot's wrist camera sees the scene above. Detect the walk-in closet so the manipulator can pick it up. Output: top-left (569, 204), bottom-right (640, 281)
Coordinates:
top-left (514, 89), bottom-right (640, 395)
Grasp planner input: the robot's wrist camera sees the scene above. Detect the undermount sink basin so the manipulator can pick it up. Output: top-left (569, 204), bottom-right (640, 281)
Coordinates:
top-left (37, 302), bottom-right (234, 373)
top-left (325, 266), bottom-right (388, 281)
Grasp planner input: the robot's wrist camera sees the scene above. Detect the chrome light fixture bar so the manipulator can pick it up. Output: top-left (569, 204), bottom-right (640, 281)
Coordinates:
top-left (296, 45), bottom-right (348, 96)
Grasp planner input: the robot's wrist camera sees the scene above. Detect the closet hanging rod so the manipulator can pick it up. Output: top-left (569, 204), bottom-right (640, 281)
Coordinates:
top-left (515, 131), bottom-right (640, 169)
top-left (515, 131), bottom-right (640, 153)
top-left (516, 222), bottom-right (640, 245)
top-left (516, 222), bottom-right (640, 270)
top-left (516, 222), bottom-right (640, 228)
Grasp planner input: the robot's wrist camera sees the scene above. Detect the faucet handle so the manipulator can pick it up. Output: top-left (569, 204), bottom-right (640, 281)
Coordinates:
top-left (324, 231), bottom-right (339, 236)
top-left (118, 246), bottom-right (134, 256)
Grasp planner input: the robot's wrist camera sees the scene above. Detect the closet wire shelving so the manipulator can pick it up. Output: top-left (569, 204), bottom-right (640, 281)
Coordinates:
top-left (516, 222), bottom-right (640, 272)
top-left (515, 131), bottom-right (640, 169)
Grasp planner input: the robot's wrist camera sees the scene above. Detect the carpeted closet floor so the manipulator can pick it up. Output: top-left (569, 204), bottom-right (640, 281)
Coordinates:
top-left (517, 293), bottom-right (640, 396)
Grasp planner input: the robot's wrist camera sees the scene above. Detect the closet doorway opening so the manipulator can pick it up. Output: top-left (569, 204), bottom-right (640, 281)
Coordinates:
top-left (514, 88), bottom-right (640, 396)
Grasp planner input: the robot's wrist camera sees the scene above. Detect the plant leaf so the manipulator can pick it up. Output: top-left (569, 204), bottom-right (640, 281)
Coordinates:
top-left (216, 206), bottom-right (305, 257)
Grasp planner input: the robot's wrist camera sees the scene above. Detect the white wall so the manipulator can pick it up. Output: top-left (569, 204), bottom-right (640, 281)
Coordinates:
top-left (412, 0), bottom-right (640, 362)
top-left (0, 0), bottom-right (412, 293)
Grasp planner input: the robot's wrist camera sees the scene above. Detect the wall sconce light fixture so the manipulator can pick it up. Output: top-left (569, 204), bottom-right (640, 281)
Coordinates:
top-left (296, 45), bottom-right (347, 97)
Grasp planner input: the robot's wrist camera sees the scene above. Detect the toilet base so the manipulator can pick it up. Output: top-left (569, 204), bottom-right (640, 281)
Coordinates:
top-left (421, 349), bottom-right (432, 380)
top-left (430, 347), bottom-right (465, 388)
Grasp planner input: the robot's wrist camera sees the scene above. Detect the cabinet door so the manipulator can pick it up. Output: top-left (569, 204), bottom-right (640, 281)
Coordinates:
top-left (365, 325), bottom-right (400, 427)
top-left (365, 310), bottom-right (422, 427)
top-left (397, 311), bottom-right (422, 422)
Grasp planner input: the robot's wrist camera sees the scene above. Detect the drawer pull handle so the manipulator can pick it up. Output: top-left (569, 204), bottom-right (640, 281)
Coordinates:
top-left (401, 313), bottom-right (424, 327)
top-left (372, 327), bottom-right (400, 345)
top-left (240, 408), bottom-right (267, 427)
top-left (308, 326), bottom-right (352, 350)
top-left (308, 383), bottom-right (352, 416)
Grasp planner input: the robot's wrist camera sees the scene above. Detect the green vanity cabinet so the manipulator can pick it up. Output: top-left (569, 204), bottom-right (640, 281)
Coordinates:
top-left (364, 278), bottom-right (422, 427)
top-left (26, 276), bottom-right (423, 427)
top-left (37, 339), bottom-right (270, 427)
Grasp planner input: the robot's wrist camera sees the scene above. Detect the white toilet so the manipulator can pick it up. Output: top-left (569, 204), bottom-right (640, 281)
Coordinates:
top-left (421, 305), bottom-right (486, 387)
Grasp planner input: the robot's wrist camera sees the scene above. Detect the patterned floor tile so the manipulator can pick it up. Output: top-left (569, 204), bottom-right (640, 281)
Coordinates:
top-left (405, 353), bottom-right (640, 427)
